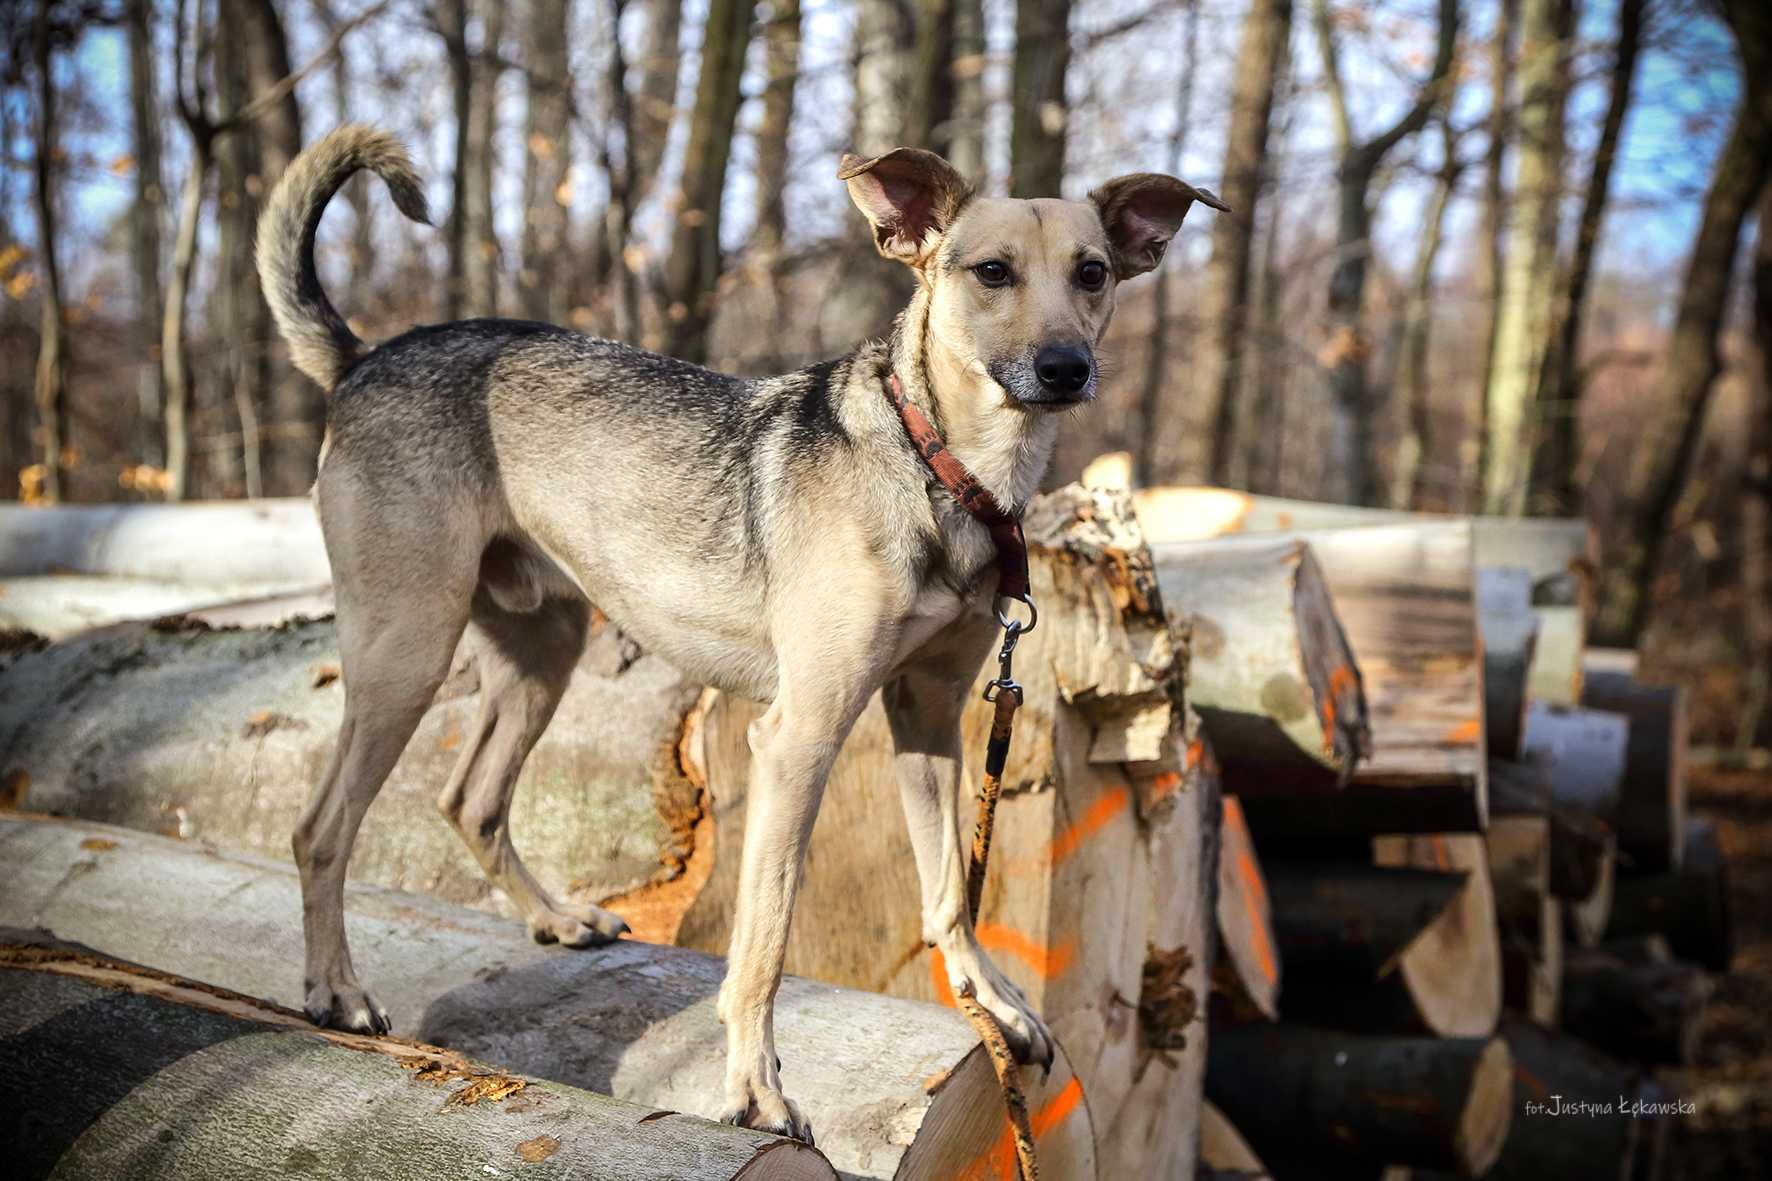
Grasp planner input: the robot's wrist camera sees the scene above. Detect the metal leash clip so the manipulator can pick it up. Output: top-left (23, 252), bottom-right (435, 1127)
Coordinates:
top-left (984, 593), bottom-right (1036, 704)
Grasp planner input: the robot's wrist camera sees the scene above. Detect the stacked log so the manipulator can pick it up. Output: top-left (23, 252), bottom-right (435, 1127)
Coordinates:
top-left (0, 815), bottom-right (1096, 1180)
top-left (1606, 820), bottom-right (1733, 973)
top-left (1580, 671), bottom-right (1689, 872)
top-left (1561, 936), bottom-right (1713, 1067)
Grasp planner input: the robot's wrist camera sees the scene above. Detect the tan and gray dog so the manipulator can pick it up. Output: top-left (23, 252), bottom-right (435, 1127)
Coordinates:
top-left (256, 124), bottom-right (1224, 1142)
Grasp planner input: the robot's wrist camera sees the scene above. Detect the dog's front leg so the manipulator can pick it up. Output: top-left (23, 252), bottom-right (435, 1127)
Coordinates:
top-left (881, 622), bottom-right (1057, 1071)
top-left (717, 622), bottom-right (883, 1144)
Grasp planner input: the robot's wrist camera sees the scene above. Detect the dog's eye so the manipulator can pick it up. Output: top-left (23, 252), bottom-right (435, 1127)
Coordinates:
top-left (972, 261), bottom-right (1012, 288)
top-left (1076, 260), bottom-right (1108, 291)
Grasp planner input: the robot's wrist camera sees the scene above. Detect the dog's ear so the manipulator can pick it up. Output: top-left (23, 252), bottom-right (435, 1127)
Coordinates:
top-left (839, 148), bottom-right (971, 266)
top-left (1088, 173), bottom-right (1229, 280)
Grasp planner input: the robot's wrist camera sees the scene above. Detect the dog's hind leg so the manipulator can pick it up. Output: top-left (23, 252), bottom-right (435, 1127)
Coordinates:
top-left (294, 523), bottom-right (475, 1033)
top-left (437, 588), bottom-right (629, 947)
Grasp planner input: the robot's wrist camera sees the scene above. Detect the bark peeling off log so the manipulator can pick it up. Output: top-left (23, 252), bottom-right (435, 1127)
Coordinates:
top-left (0, 942), bottom-right (836, 1181)
top-left (0, 816), bottom-right (1089, 1181)
top-left (0, 614), bottom-right (706, 919)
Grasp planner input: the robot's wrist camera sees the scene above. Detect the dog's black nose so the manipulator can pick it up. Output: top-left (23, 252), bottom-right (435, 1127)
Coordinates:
top-left (1034, 344), bottom-right (1093, 396)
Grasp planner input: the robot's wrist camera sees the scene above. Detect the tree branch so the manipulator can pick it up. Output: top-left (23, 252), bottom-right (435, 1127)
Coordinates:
top-left (1359, 0), bottom-right (1460, 166)
top-left (215, 0), bottom-right (390, 136)
top-left (1311, 0), bottom-right (1354, 153)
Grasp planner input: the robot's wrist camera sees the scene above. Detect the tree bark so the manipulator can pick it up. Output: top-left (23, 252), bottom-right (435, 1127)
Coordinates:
top-left (1157, 0), bottom-right (1290, 487)
top-left (1528, 0), bottom-right (1643, 516)
top-left (751, 0), bottom-right (799, 261)
top-left (660, 0), bottom-right (757, 362)
top-left (0, 819), bottom-right (1087, 1181)
top-left (1388, 118), bottom-right (1461, 509)
top-left (519, 0), bottom-right (573, 325)
top-left (463, 0), bottom-right (505, 319)
top-left (1009, 0), bottom-right (1070, 197)
top-left (1600, 0), bottom-right (1772, 645)
top-left (1469, 0), bottom-right (1517, 510)
top-left (1745, 183), bottom-right (1772, 750)
top-left (0, 939), bottom-right (838, 1181)
top-left (1206, 1026), bottom-right (1513, 1177)
top-left (632, 0), bottom-right (684, 204)
top-left (127, 0), bottom-right (166, 472)
top-left (946, 0), bottom-right (986, 179)
top-left (1313, 0), bottom-right (1459, 505)
top-left (1482, 0), bottom-right (1574, 517)
top-left (30, 1), bottom-right (69, 506)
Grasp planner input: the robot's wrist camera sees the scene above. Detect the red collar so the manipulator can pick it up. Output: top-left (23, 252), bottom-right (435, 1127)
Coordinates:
top-left (884, 373), bottom-right (1031, 601)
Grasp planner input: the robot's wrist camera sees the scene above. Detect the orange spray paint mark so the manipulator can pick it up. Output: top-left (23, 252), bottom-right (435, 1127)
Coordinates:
top-left (1044, 785), bottom-right (1131, 866)
top-left (1444, 718), bottom-right (1482, 745)
top-left (956, 1076), bottom-right (1087, 1181)
top-left (976, 923), bottom-right (1074, 981)
top-left (929, 947), bottom-right (957, 1008)
top-left (1223, 799), bottom-right (1277, 985)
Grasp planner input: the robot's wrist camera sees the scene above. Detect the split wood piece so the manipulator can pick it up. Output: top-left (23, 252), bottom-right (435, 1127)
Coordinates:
top-left (1561, 942), bottom-right (1713, 1067)
top-left (1482, 1018), bottom-right (1662, 1181)
top-left (0, 612), bottom-right (708, 940)
top-left (0, 816), bottom-right (1094, 1181)
top-left (1371, 834), bottom-right (1504, 1038)
top-left (677, 486), bottom-right (1200, 1176)
top-left (1155, 522), bottom-right (1485, 838)
top-left (1131, 488), bottom-right (1594, 708)
top-left (1204, 1025), bottom-right (1513, 1177)
top-left (1580, 671), bottom-right (1689, 873)
top-left (0, 497), bottom-right (328, 583)
top-left (1153, 537), bottom-right (1370, 780)
top-left (1520, 702), bottom-right (1630, 822)
top-left (1606, 819), bottom-right (1733, 973)
top-left (1214, 796), bottom-right (1280, 1021)
top-left (1488, 815), bottom-right (1563, 1024)
top-left (0, 933), bottom-right (835, 1181)
top-left (1477, 568), bottom-right (1539, 760)
top-left (1487, 756), bottom-right (1617, 947)
top-left (1262, 855), bottom-right (1491, 1037)
top-left (1197, 1101), bottom-right (1273, 1181)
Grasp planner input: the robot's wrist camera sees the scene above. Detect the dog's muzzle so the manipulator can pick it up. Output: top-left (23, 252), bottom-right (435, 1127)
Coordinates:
top-left (993, 345), bottom-right (1098, 409)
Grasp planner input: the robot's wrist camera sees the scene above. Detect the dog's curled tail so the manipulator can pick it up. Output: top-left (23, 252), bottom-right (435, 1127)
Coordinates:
top-left (256, 125), bottom-right (430, 391)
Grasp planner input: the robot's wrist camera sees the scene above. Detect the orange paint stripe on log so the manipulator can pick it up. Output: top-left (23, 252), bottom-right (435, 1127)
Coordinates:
top-left (1444, 718), bottom-right (1482, 745)
top-left (1428, 834), bottom-right (1451, 872)
top-left (955, 1075), bottom-right (1088, 1181)
top-left (1045, 785), bottom-right (1131, 866)
top-left (929, 947), bottom-right (957, 1008)
top-left (1321, 663), bottom-right (1357, 733)
top-left (976, 922), bottom-right (1074, 981)
top-left (1223, 799), bottom-right (1277, 985)
top-left (1515, 1064), bottom-right (1549, 1100)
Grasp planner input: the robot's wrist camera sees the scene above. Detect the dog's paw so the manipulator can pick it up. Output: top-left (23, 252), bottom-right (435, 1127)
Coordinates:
top-left (719, 1077), bottom-right (815, 1146)
top-left (303, 981), bottom-right (391, 1035)
top-left (528, 902), bottom-right (629, 948)
top-left (954, 956), bottom-right (1056, 1073)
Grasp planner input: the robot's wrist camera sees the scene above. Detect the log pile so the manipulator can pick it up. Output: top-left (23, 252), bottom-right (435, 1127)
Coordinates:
top-left (0, 483), bottom-right (1723, 1181)
top-left (1134, 484), bottom-right (1712, 1181)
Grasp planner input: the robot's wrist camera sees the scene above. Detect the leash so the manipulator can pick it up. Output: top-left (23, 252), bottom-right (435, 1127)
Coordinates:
top-left (886, 374), bottom-right (1040, 1181)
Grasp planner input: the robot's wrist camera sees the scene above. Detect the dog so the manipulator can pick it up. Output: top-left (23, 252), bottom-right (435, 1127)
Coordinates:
top-left (256, 124), bottom-right (1225, 1142)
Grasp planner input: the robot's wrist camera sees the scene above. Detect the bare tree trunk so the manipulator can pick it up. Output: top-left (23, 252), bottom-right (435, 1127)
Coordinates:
top-left (659, 0), bottom-right (757, 362)
top-left (1743, 182), bottom-right (1772, 751)
top-left (314, 0), bottom-right (376, 279)
top-left (632, 0), bottom-right (683, 204)
top-left (31, 1), bottom-right (68, 505)
top-left (1468, 0), bottom-right (1517, 509)
top-left (1482, 0), bottom-right (1574, 517)
top-left (163, 134), bottom-right (208, 504)
top-left (463, 0), bottom-right (505, 319)
top-left (1598, 0), bottom-right (1772, 646)
top-left (1136, 0), bottom-right (1202, 487)
top-left (852, 0), bottom-right (911, 154)
top-left (908, 0), bottom-right (955, 152)
top-left (128, 0), bottom-right (166, 471)
top-left (947, 0), bottom-right (986, 180)
top-left (1528, 0), bottom-right (1643, 516)
top-left (1009, 0), bottom-right (1070, 197)
top-left (1388, 120), bottom-right (1462, 510)
top-left (1312, 0), bottom-right (1459, 506)
top-left (520, 0), bottom-right (574, 325)
top-left (1155, 0), bottom-right (1291, 486)
top-left (603, 0), bottom-right (643, 344)
top-left (752, 0), bottom-right (799, 260)
top-left (1242, 62), bottom-right (1295, 494)
top-left (442, 0), bottom-right (471, 320)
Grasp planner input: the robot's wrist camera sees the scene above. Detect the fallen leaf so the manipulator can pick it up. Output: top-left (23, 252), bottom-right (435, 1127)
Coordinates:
top-left (311, 663), bottom-right (341, 689)
top-left (79, 837), bottom-right (117, 852)
top-left (515, 1135), bottom-right (560, 1162)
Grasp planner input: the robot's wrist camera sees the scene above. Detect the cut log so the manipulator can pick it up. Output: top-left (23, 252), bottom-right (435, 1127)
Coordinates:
top-left (1528, 605), bottom-right (1586, 707)
top-left (1204, 1025), bottom-right (1513, 1177)
top-left (1605, 820), bottom-right (1733, 972)
top-left (1488, 814), bottom-right (1562, 1024)
top-left (1198, 1100), bottom-right (1273, 1181)
top-left (1155, 523), bottom-right (1486, 839)
top-left (0, 498), bottom-right (327, 583)
top-left (676, 486), bottom-right (1200, 1174)
top-left (1483, 1018), bottom-right (1661, 1181)
top-left (0, 612), bottom-right (709, 937)
top-left (1214, 796), bottom-right (1280, 1020)
top-left (1152, 537), bottom-right (1370, 780)
top-left (1561, 944), bottom-right (1713, 1067)
top-left (1487, 755), bottom-right (1617, 947)
top-left (1477, 568), bottom-right (1539, 759)
top-left (0, 933), bottom-right (836, 1181)
top-left (1371, 834), bottom-right (1504, 1038)
top-left (1520, 703), bottom-right (1630, 821)
top-left (1580, 672), bottom-right (1688, 872)
top-left (0, 815), bottom-right (1097, 1181)
top-left (0, 575), bottom-right (331, 639)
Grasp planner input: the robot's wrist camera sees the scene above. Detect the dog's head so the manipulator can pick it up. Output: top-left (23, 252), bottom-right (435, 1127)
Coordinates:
top-left (840, 149), bottom-right (1227, 410)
